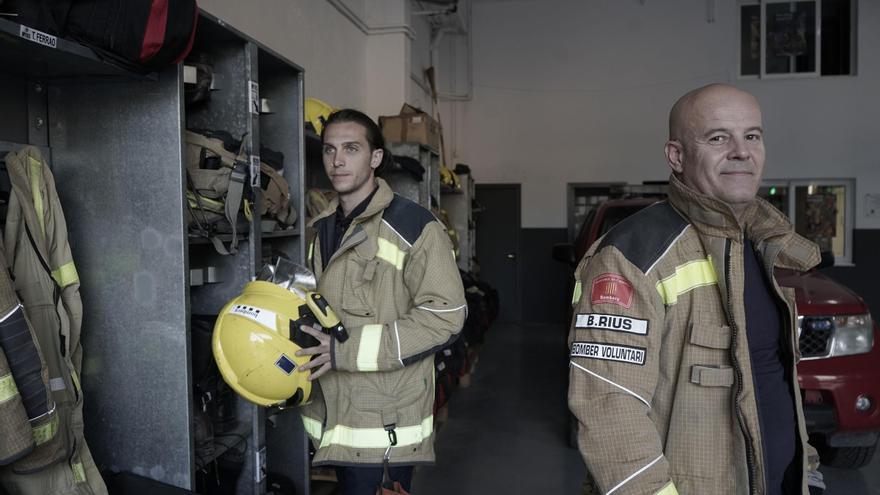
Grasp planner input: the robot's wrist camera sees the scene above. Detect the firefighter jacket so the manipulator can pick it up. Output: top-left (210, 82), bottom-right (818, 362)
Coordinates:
top-left (302, 178), bottom-right (466, 466)
top-left (0, 245), bottom-right (54, 467)
top-left (568, 175), bottom-right (821, 495)
top-left (0, 146), bottom-right (106, 494)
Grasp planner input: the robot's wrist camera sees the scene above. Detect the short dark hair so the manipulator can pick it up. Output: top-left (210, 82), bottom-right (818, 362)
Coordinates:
top-left (321, 108), bottom-right (391, 177)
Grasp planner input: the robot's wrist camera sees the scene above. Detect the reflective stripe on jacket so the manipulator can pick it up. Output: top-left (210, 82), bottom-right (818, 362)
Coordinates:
top-left (302, 178), bottom-right (466, 466)
top-left (568, 175), bottom-right (820, 495)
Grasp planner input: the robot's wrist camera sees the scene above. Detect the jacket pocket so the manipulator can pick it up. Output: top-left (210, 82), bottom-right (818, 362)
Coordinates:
top-left (340, 258), bottom-right (380, 318)
top-left (351, 383), bottom-right (423, 413)
top-left (665, 368), bottom-right (734, 481)
top-left (349, 380), bottom-right (425, 430)
top-left (689, 322), bottom-right (731, 349)
top-left (689, 364), bottom-right (734, 388)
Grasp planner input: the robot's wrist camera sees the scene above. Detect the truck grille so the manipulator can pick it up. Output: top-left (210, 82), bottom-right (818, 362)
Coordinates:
top-left (798, 317), bottom-right (833, 358)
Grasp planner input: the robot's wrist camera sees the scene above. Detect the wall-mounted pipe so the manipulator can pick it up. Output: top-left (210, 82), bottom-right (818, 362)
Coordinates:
top-left (327, 0), bottom-right (416, 39)
top-left (431, 0), bottom-right (472, 101)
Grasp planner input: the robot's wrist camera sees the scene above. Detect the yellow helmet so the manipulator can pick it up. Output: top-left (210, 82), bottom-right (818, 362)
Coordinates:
top-left (439, 165), bottom-right (455, 188)
top-left (212, 280), bottom-right (318, 407)
top-left (304, 98), bottom-right (338, 135)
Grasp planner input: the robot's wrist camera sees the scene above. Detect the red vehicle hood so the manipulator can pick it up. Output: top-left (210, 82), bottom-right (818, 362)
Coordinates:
top-left (776, 269), bottom-right (867, 316)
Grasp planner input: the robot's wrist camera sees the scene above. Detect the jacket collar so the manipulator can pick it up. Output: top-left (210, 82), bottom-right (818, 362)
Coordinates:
top-left (309, 177), bottom-right (394, 228)
top-left (668, 174), bottom-right (818, 271)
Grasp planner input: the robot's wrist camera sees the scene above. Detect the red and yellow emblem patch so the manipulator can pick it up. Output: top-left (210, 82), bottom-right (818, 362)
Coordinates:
top-left (590, 273), bottom-right (634, 309)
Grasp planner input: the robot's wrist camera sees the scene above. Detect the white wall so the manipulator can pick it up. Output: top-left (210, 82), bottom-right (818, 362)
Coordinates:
top-left (199, 0), bottom-right (367, 109)
top-left (449, 0), bottom-right (880, 229)
top-left (199, 0), bottom-right (434, 119)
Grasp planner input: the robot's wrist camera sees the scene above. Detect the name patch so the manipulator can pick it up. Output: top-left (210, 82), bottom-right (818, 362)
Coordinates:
top-left (590, 273), bottom-right (634, 309)
top-left (20, 25), bottom-right (57, 49)
top-left (570, 342), bottom-right (646, 365)
top-left (230, 304), bottom-right (277, 332)
top-left (575, 313), bottom-right (648, 335)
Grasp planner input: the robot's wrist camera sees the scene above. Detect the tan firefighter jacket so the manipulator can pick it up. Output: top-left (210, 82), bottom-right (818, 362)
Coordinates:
top-left (568, 175), bottom-right (821, 495)
top-left (302, 178), bottom-right (466, 466)
top-left (0, 146), bottom-right (106, 494)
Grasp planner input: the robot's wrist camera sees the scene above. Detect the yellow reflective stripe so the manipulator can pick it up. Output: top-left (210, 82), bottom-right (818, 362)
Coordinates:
top-left (571, 281), bottom-right (583, 305)
top-left (0, 373), bottom-right (19, 403)
top-left (655, 259), bottom-right (717, 305)
top-left (51, 261), bottom-right (79, 287)
top-left (28, 155), bottom-right (45, 236)
top-left (376, 238), bottom-right (406, 270)
top-left (70, 369), bottom-right (81, 394)
top-left (356, 324), bottom-right (383, 371)
top-left (308, 240), bottom-right (315, 265)
top-left (243, 199), bottom-right (253, 222)
top-left (319, 416), bottom-right (433, 449)
top-left (71, 462), bottom-right (87, 483)
top-left (186, 191), bottom-right (224, 213)
top-left (301, 415), bottom-right (323, 440)
top-left (33, 414), bottom-right (58, 445)
top-left (655, 481), bottom-right (679, 495)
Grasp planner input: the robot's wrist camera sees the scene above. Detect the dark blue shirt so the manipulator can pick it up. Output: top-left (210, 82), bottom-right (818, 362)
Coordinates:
top-left (320, 186), bottom-right (378, 270)
top-left (743, 238), bottom-right (797, 495)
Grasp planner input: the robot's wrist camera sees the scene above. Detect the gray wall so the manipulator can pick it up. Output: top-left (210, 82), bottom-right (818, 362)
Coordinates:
top-left (449, 0), bottom-right (880, 230)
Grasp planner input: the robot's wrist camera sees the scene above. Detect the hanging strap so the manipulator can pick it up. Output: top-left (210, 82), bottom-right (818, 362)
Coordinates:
top-left (222, 135), bottom-right (251, 255)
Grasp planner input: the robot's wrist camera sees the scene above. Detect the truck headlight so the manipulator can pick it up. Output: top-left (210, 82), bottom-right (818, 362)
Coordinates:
top-left (829, 314), bottom-right (874, 357)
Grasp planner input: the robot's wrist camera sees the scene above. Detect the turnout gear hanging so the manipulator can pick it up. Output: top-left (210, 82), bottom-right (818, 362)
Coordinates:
top-left (0, 146), bottom-right (106, 494)
top-left (0, 258), bottom-right (55, 467)
top-left (185, 130), bottom-right (250, 255)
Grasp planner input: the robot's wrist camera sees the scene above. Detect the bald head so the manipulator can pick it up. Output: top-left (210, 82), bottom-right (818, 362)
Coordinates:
top-left (668, 84), bottom-right (761, 142)
top-left (664, 84), bottom-right (766, 217)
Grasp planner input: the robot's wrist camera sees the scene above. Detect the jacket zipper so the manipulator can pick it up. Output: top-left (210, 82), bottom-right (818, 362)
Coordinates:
top-left (726, 238), bottom-right (757, 495)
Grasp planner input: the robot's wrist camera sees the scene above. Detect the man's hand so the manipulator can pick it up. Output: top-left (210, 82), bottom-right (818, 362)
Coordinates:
top-left (296, 324), bottom-right (332, 381)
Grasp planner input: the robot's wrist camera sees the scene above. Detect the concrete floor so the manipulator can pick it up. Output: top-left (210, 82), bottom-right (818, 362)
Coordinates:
top-left (822, 454), bottom-right (880, 494)
top-left (413, 322), bottom-right (880, 495)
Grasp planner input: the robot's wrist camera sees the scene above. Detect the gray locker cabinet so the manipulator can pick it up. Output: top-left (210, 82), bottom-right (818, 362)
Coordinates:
top-left (0, 12), bottom-right (310, 495)
top-left (257, 40), bottom-right (311, 495)
top-left (386, 141), bottom-right (439, 209)
top-left (441, 173), bottom-right (475, 272)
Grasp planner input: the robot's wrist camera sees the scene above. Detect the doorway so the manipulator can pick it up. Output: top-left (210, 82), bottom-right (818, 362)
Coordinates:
top-left (475, 184), bottom-right (521, 323)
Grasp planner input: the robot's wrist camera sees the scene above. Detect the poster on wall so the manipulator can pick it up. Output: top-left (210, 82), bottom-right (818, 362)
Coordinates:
top-left (765, 0), bottom-right (816, 74)
top-left (767, 9), bottom-right (808, 56)
top-left (804, 193), bottom-right (837, 252)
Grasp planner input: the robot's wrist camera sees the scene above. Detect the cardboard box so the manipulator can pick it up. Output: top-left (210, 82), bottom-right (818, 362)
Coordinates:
top-left (379, 103), bottom-right (441, 152)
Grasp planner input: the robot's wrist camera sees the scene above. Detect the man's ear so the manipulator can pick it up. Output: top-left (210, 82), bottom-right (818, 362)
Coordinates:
top-left (370, 148), bottom-right (384, 170)
top-left (665, 140), bottom-right (684, 174)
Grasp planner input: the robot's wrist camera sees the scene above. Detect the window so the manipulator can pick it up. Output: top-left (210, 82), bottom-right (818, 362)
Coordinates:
top-left (739, 0), bottom-right (856, 77)
top-left (759, 180), bottom-right (854, 265)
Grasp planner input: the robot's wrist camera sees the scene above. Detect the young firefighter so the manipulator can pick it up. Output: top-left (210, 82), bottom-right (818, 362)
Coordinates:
top-left (297, 109), bottom-right (466, 494)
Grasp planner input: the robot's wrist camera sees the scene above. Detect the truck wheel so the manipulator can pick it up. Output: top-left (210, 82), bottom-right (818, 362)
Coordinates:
top-left (820, 443), bottom-right (877, 469)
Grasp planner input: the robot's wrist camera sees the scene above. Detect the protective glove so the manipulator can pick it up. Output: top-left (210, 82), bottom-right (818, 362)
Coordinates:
top-left (807, 468), bottom-right (825, 495)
